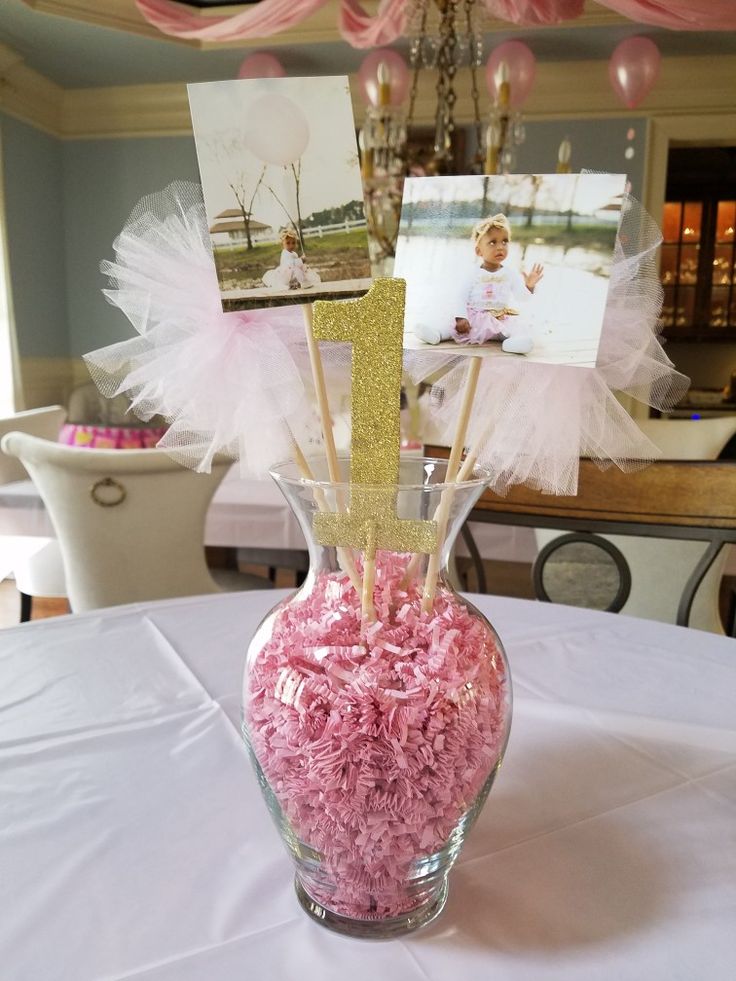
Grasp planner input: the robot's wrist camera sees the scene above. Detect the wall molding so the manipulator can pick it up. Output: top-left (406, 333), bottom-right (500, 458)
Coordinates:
top-left (4, 15), bottom-right (736, 141)
top-left (0, 43), bottom-right (64, 136)
top-left (3, 41), bottom-right (734, 141)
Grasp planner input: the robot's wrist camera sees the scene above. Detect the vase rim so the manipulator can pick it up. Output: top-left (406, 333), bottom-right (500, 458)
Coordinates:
top-left (269, 455), bottom-right (492, 492)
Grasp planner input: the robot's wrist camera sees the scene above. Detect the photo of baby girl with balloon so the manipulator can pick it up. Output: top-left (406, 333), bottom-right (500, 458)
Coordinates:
top-left (188, 76), bottom-right (372, 311)
top-left (395, 172), bottom-right (628, 368)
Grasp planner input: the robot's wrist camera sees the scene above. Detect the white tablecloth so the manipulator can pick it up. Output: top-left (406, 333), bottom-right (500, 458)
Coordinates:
top-left (1, 592), bottom-right (735, 980)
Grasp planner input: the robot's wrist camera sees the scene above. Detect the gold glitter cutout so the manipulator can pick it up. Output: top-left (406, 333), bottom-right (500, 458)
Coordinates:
top-left (311, 279), bottom-right (438, 554)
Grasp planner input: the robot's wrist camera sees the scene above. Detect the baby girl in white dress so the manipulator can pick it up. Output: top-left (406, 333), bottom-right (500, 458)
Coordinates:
top-left (263, 228), bottom-right (321, 290)
top-left (454, 214), bottom-right (543, 355)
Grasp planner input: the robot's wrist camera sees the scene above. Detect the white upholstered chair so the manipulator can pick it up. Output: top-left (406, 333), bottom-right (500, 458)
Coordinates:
top-left (0, 431), bottom-right (270, 614)
top-left (0, 406), bottom-right (68, 620)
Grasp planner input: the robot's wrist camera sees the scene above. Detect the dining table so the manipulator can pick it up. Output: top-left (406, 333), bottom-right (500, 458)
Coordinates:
top-left (1, 589), bottom-right (734, 980)
top-left (0, 466), bottom-right (537, 564)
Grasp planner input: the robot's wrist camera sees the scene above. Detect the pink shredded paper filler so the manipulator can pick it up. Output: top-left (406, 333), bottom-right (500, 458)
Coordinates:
top-left (244, 554), bottom-right (510, 920)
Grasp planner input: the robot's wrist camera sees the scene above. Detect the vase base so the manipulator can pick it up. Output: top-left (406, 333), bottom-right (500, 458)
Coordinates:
top-left (294, 877), bottom-right (448, 940)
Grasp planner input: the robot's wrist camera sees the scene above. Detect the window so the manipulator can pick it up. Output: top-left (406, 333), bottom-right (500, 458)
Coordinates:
top-left (0, 129), bottom-right (22, 414)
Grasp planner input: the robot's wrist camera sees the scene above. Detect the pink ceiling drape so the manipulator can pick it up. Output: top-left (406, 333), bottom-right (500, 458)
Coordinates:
top-left (134, 0), bottom-right (736, 44)
top-left (483, 1), bottom-right (585, 26)
top-left (133, 0), bottom-right (330, 42)
top-left (596, 1), bottom-right (736, 31)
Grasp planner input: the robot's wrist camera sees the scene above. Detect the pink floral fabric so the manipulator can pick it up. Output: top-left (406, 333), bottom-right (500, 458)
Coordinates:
top-left (59, 424), bottom-right (167, 450)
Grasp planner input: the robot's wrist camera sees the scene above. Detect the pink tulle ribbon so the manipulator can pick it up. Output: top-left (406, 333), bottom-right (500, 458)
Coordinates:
top-left (84, 182), bottom-right (320, 476)
top-left (134, 0), bottom-right (736, 45)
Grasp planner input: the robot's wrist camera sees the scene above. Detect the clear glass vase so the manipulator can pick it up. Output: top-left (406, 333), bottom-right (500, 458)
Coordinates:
top-left (242, 457), bottom-right (512, 939)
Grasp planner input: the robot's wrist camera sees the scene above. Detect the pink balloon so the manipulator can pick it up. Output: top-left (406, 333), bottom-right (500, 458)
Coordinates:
top-left (485, 41), bottom-right (536, 109)
top-left (609, 37), bottom-right (660, 109)
top-left (237, 52), bottom-right (286, 80)
top-left (357, 49), bottom-right (410, 107)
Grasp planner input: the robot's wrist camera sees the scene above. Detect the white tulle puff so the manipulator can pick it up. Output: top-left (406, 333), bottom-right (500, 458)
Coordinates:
top-left (84, 182), bottom-right (332, 476)
top-left (424, 193), bottom-right (689, 496)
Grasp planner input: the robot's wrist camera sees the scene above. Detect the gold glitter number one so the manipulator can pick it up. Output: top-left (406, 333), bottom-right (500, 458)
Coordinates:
top-left (311, 278), bottom-right (438, 557)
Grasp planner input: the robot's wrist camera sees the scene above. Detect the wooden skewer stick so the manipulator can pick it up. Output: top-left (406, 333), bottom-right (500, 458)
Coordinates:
top-left (299, 307), bottom-right (362, 593)
top-left (290, 432), bottom-right (363, 595)
top-left (401, 357), bottom-right (483, 589)
top-left (302, 305), bottom-right (341, 487)
top-left (455, 407), bottom-right (497, 482)
top-left (420, 357), bottom-right (482, 612)
top-left (361, 520), bottom-right (378, 623)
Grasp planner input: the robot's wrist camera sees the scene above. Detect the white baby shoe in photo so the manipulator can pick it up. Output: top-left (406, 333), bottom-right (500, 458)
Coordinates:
top-left (502, 335), bottom-right (533, 355)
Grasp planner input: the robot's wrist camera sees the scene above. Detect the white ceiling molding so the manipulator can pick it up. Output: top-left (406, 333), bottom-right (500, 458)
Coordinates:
top-left (0, 41), bottom-right (63, 134)
top-left (1, 31), bottom-right (734, 140)
top-left (61, 53), bottom-right (736, 139)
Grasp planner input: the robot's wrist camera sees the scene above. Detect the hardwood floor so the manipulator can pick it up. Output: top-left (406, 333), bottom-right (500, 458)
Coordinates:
top-left (0, 579), bottom-right (69, 626)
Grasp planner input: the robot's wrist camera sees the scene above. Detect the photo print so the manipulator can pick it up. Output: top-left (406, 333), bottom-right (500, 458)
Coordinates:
top-left (394, 173), bottom-right (628, 367)
top-left (188, 76), bottom-right (372, 311)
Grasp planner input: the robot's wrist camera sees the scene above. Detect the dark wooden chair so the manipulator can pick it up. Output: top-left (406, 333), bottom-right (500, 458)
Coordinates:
top-left (428, 447), bottom-right (736, 632)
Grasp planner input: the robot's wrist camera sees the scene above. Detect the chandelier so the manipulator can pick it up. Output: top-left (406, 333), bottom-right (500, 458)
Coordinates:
top-left (359, 0), bottom-right (529, 270)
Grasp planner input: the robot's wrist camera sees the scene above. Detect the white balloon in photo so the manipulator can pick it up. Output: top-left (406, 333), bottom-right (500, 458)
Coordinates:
top-left (246, 94), bottom-right (309, 166)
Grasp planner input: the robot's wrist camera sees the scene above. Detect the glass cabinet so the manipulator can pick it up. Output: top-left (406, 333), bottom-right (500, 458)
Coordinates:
top-left (660, 149), bottom-right (736, 339)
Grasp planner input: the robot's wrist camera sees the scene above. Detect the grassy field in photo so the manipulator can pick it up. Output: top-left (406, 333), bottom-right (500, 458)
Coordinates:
top-left (213, 228), bottom-right (371, 290)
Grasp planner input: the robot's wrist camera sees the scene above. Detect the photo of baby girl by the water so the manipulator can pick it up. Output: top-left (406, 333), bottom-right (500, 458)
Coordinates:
top-left (395, 173), bottom-right (627, 367)
top-left (188, 76), bottom-right (372, 312)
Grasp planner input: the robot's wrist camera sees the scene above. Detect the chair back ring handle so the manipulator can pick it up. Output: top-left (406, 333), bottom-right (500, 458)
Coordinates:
top-left (90, 477), bottom-right (126, 508)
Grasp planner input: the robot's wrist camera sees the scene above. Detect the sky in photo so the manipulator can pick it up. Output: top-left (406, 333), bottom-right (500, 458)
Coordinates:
top-left (402, 173), bottom-right (627, 221)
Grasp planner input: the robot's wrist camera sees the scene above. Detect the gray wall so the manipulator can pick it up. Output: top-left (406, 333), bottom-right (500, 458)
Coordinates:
top-left (1, 113), bottom-right (67, 357)
top-left (62, 137), bottom-right (199, 357)
top-left (516, 117), bottom-right (646, 201)
top-left (0, 113), bottom-right (656, 367)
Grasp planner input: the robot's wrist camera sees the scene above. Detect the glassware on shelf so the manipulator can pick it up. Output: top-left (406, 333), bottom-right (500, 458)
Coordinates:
top-left (716, 200), bottom-right (735, 242)
top-left (662, 201), bottom-right (682, 243)
top-left (681, 201), bottom-right (702, 243)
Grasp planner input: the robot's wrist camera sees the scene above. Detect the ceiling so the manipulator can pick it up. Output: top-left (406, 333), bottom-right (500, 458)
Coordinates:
top-left (2, 0), bottom-right (736, 91)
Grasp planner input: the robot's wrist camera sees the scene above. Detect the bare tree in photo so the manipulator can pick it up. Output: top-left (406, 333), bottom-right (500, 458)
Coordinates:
top-left (263, 159), bottom-right (306, 252)
top-left (206, 134), bottom-right (266, 250)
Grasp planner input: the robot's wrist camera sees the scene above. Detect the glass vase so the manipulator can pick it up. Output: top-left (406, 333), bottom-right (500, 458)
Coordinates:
top-left (242, 457), bottom-right (512, 939)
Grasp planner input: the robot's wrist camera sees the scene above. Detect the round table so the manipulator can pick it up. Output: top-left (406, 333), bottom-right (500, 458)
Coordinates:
top-left (1, 591), bottom-right (734, 980)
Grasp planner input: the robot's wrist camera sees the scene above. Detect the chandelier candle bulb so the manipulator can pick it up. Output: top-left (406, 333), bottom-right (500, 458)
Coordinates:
top-left (358, 130), bottom-right (373, 180)
top-left (377, 61), bottom-right (392, 108)
top-left (557, 138), bottom-right (572, 173)
top-left (496, 60), bottom-right (511, 109)
top-left (484, 121), bottom-right (500, 176)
